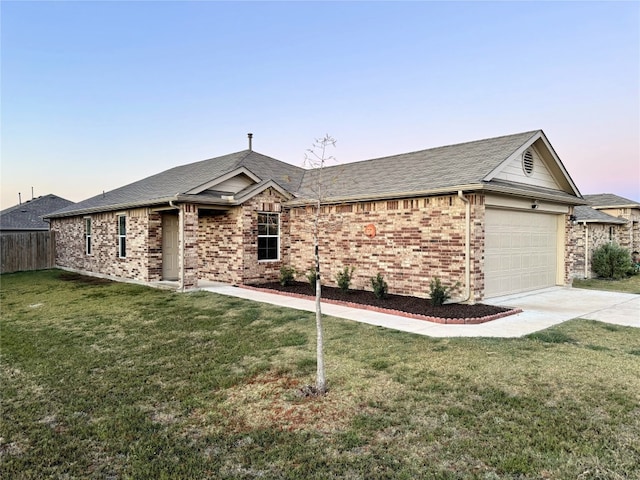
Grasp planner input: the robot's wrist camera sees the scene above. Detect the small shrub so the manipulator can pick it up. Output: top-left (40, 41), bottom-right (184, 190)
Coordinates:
top-left (336, 266), bottom-right (355, 292)
top-left (371, 273), bottom-right (388, 299)
top-left (429, 277), bottom-right (456, 307)
top-left (279, 266), bottom-right (296, 286)
top-left (306, 267), bottom-right (318, 292)
top-left (591, 243), bottom-right (633, 280)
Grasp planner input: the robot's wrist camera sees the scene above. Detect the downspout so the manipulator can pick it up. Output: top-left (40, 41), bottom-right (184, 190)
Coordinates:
top-left (169, 200), bottom-right (185, 292)
top-left (457, 191), bottom-right (472, 303)
top-left (583, 221), bottom-right (589, 279)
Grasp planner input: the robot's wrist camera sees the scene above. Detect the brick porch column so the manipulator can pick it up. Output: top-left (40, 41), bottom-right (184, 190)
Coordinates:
top-left (180, 204), bottom-right (199, 290)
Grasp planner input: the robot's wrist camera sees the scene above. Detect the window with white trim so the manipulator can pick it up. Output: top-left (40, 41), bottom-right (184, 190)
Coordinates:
top-left (257, 212), bottom-right (279, 261)
top-left (118, 215), bottom-right (127, 258)
top-left (84, 217), bottom-right (92, 255)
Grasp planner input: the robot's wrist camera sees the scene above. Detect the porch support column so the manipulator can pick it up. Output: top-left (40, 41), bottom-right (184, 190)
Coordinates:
top-left (179, 204), bottom-right (199, 290)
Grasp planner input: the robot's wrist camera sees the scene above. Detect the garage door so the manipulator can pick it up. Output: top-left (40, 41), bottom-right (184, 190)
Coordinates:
top-left (484, 209), bottom-right (558, 297)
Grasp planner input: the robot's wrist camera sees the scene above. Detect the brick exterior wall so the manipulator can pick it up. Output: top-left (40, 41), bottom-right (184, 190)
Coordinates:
top-left (198, 188), bottom-right (290, 285)
top-left (50, 189), bottom-right (576, 299)
top-left (288, 194), bottom-right (484, 301)
top-left (51, 208), bottom-right (156, 282)
top-left (569, 221), bottom-right (631, 279)
top-left (199, 208), bottom-right (244, 284)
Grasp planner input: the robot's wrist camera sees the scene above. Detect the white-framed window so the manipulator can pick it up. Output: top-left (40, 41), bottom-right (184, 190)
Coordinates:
top-left (117, 214), bottom-right (127, 258)
top-left (257, 212), bottom-right (279, 261)
top-left (84, 217), bottom-right (92, 255)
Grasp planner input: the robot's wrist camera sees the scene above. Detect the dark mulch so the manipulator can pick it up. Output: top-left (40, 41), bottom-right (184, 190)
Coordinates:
top-left (250, 281), bottom-right (510, 320)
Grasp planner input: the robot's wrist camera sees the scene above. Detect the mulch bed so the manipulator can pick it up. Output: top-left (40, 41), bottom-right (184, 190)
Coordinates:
top-left (245, 282), bottom-right (521, 325)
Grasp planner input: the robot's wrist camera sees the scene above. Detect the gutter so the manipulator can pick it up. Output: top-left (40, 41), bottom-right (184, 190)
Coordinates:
top-left (455, 191), bottom-right (472, 303)
top-left (583, 221), bottom-right (589, 279)
top-left (286, 183), bottom-right (586, 208)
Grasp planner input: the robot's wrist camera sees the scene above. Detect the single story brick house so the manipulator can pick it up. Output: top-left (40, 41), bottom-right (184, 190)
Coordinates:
top-left (47, 130), bottom-right (585, 302)
top-left (570, 194), bottom-right (640, 278)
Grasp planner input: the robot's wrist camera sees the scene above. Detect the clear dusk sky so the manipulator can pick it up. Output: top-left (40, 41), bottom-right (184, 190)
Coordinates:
top-left (2, 1), bottom-right (639, 209)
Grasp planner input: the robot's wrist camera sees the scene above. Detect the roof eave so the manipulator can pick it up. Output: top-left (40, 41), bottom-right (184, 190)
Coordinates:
top-left (285, 184), bottom-right (485, 206)
top-left (576, 218), bottom-right (628, 224)
top-left (591, 204), bottom-right (640, 210)
top-left (482, 183), bottom-right (586, 205)
top-left (45, 196), bottom-right (181, 219)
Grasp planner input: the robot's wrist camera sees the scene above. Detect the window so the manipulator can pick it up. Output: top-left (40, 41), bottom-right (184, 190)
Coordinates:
top-left (118, 215), bottom-right (126, 258)
top-left (257, 213), bottom-right (279, 261)
top-left (84, 217), bottom-right (92, 255)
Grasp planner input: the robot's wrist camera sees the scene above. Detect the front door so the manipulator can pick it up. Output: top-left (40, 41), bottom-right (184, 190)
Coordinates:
top-left (162, 214), bottom-right (179, 280)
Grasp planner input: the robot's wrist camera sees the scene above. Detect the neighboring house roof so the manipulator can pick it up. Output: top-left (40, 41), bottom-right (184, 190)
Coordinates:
top-left (293, 129), bottom-right (582, 205)
top-left (583, 193), bottom-right (640, 209)
top-left (573, 205), bottom-right (627, 224)
top-left (48, 151), bottom-right (305, 218)
top-left (48, 129), bottom-right (584, 218)
top-left (0, 194), bottom-right (74, 231)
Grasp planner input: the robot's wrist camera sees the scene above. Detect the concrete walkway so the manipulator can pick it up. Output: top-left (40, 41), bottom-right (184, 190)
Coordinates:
top-left (201, 283), bottom-right (639, 338)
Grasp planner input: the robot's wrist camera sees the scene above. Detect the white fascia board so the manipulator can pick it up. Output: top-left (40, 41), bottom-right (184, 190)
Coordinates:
top-left (483, 130), bottom-right (582, 198)
top-left (233, 180), bottom-right (293, 204)
top-left (185, 167), bottom-right (261, 195)
top-left (536, 133), bottom-right (582, 197)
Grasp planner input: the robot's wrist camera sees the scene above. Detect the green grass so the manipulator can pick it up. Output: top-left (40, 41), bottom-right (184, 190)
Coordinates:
top-left (2, 270), bottom-right (640, 479)
top-left (573, 274), bottom-right (640, 294)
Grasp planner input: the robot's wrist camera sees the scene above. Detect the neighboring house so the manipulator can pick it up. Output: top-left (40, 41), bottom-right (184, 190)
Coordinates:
top-left (570, 194), bottom-right (640, 278)
top-left (0, 194), bottom-right (74, 235)
top-left (47, 130), bottom-right (585, 301)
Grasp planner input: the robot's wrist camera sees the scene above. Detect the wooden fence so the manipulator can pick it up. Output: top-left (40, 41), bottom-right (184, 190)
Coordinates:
top-left (0, 231), bottom-right (56, 274)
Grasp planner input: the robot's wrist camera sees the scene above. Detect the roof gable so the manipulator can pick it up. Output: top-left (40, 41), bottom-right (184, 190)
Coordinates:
top-left (185, 167), bottom-right (261, 195)
top-left (50, 150), bottom-right (305, 218)
top-left (483, 131), bottom-right (580, 197)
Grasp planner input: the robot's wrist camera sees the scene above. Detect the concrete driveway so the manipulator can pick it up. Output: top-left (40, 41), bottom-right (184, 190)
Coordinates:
top-left (202, 284), bottom-right (639, 338)
top-left (483, 287), bottom-right (640, 335)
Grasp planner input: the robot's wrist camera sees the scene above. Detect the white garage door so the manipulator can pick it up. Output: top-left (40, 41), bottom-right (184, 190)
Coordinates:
top-left (484, 209), bottom-right (559, 298)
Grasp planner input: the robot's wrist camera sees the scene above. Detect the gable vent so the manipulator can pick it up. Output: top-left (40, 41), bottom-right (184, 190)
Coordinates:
top-left (522, 149), bottom-right (534, 176)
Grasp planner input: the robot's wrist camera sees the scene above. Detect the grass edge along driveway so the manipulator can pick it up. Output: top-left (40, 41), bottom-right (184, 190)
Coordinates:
top-left (2, 270), bottom-right (639, 479)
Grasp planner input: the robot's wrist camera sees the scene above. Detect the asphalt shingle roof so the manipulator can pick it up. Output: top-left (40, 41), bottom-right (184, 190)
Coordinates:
top-left (50, 151), bottom-right (305, 217)
top-left (0, 194), bottom-right (74, 231)
top-left (573, 205), bottom-right (627, 224)
top-left (583, 194), bottom-right (639, 207)
top-left (296, 130), bottom-right (541, 202)
top-left (49, 129), bottom-right (582, 218)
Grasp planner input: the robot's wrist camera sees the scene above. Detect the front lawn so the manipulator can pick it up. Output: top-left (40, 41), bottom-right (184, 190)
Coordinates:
top-left (573, 274), bottom-right (640, 294)
top-left (2, 270), bottom-right (639, 479)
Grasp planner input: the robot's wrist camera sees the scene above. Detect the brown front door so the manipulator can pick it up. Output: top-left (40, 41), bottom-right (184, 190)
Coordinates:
top-left (162, 214), bottom-right (179, 280)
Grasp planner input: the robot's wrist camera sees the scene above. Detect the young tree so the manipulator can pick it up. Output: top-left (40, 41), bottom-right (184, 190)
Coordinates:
top-left (303, 134), bottom-right (337, 395)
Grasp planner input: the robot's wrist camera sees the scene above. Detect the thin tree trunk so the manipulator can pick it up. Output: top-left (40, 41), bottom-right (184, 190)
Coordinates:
top-left (314, 200), bottom-right (326, 394)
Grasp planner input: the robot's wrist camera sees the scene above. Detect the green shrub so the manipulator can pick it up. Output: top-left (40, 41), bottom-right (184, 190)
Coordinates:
top-left (429, 277), bottom-right (455, 307)
top-left (279, 266), bottom-right (296, 286)
top-left (336, 266), bottom-right (355, 292)
top-left (371, 273), bottom-right (388, 299)
top-left (591, 243), bottom-right (633, 280)
top-left (307, 267), bottom-right (318, 292)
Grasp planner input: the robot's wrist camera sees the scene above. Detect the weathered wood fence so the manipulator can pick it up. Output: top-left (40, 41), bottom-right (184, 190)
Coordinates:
top-left (0, 231), bottom-right (56, 274)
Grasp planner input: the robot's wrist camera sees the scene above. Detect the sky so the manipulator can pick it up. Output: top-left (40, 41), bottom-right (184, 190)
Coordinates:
top-left (2, 1), bottom-right (639, 209)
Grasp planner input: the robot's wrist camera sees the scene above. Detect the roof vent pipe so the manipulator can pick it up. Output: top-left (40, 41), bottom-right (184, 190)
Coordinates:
top-left (248, 133), bottom-right (253, 151)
